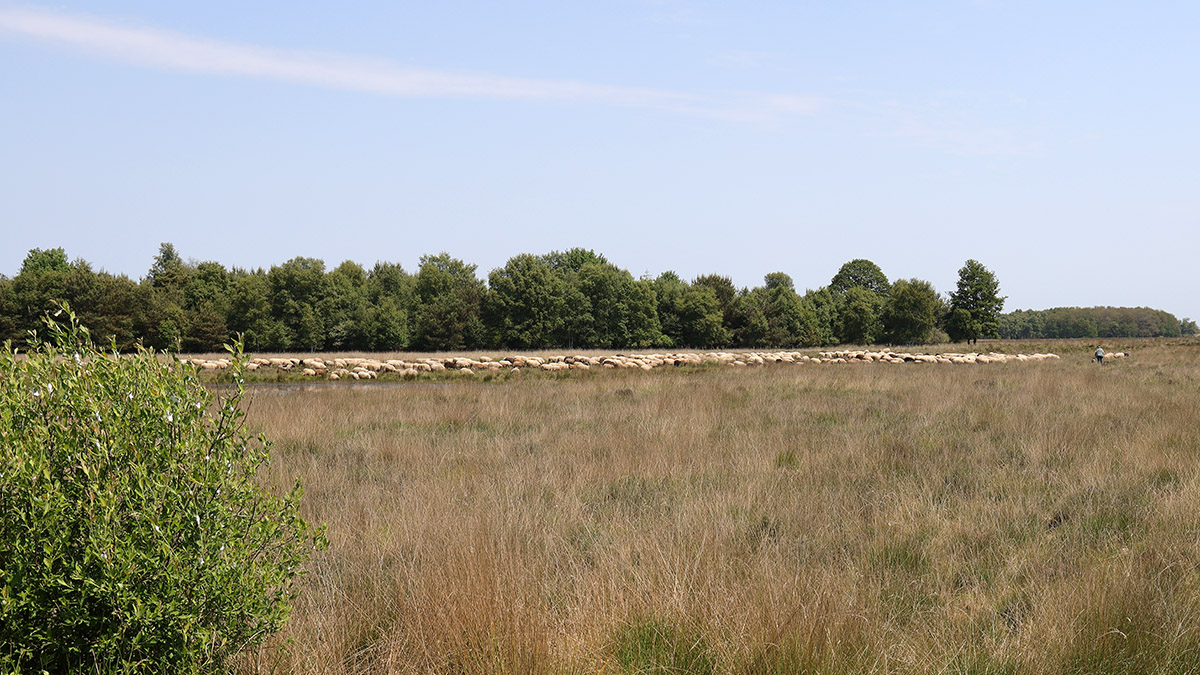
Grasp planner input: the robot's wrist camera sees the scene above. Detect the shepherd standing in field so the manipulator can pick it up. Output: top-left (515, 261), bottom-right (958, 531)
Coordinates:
top-left (1095, 346), bottom-right (1105, 365)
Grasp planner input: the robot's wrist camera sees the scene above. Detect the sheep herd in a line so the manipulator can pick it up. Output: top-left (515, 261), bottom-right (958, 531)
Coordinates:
top-left (183, 347), bottom-right (1126, 379)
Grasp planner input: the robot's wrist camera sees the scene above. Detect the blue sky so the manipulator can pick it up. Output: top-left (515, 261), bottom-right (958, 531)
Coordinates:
top-left (2, 2), bottom-right (1197, 321)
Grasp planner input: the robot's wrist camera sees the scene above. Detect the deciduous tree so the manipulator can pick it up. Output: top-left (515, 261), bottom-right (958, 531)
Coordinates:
top-left (882, 278), bottom-right (941, 345)
top-left (838, 286), bottom-right (884, 345)
top-left (413, 253), bottom-right (486, 351)
top-left (829, 259), bottom-right (890, 297)
top-left (947, 259), bottom-right (1004, 344)
top-left (485, 254), bottom-right (569, 349)
top-left (574, 263), bottom-right (663, 348)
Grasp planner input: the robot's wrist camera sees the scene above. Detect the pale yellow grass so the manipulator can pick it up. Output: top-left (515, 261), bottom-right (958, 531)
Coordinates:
top-left (236, 340), bottom-right (1200, 674)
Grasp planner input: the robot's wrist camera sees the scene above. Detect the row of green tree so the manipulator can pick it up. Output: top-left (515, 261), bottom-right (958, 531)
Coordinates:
top-left (999, 307), bottom-right (1194, 339)
top-left (1, 244), bottom-right (1181, 353)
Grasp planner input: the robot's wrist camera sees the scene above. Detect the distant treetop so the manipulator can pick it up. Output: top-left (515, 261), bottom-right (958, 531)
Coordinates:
top-left (829, 259), bottom-right (890, 296)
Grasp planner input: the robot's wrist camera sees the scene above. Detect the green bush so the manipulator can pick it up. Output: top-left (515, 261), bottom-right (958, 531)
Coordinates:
top-left (0, 307), bottom-right (324, 673)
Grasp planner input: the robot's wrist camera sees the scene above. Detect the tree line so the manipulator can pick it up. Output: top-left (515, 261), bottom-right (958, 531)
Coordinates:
top-left (999, 307), bottom-right (1193, 340)
top-left (0, 245), bottom-right (1188, 353)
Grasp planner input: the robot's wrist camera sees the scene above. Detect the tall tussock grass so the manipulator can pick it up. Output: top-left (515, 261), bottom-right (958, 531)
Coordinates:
top-left (237, 341), bottom-right (1200, 673)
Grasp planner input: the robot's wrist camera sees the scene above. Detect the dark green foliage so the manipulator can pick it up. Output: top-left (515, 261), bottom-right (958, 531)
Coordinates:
top-left (321, 260), bottom-right (370, 351)
top-left (574, 264), bottom-right (663, 349)
top-left (227, 269), bottom-right (275, 351)
top-left (413, 253), bottom-right (486, 351)
top-left (2, 245), bottom-right (1184, 352)
top-left (184, 261), bottom-right (230, 313)
top-left (763, 271), bottom-right (794, 292)
top-left (947, 259), bottom-right (1005, 344)
top-left (692, 274), bottom-right (738, 331)
top-left (997, 308), bottom-right (1044, 340)
top-left (11, 248), bottom-right (72, 338)
top-left (828, 259), bottom-right (889, 345)
top-left (677, 285), bottom-right (729, 348)
top-left (0, 307), bottom-right (323, 673)
top-left (731, 273), bottom-right (828, 348)
top-left (7, 250), bottom-right (144, 350)
top-left (268, 257), bottom-right (329, 351)
top-left (838, 286), bottom-right (884, 345)
top-left (65, 261), bottom-right (144, 351)
top-left (653, 272), bottom-right (731, 348)
top-left (296, 303), bottom-right (326, 352)
top-left (1000, 307), bottom-right (1184, 339)
top-left (726, 290), bottom-right (769, 347)
top-left (540, 247), bottom-right (608, 273)
top-left (652, 271), bottom-right (688, 346)
top-left (363, 262), bottom-right (414, 351)
top-left (143, 244), bottom-right (192, 351)
top-left (143, 247), bottom-right (237, 352)
top-left (829, 258), bottom-right (890, 297)
top-left (362, 296), bottom-right (409, 351)
top-left (535, 255), bottom-right (667, 348)
top-left (797, 287), bottom-right (838, 347)
top-left (760, 273), bottom-right (803, 347)
top-left (147, 243), bottom-right (189, 296)
top-left (883, 278), bottom-right (942, 344)
top-left (183, 302), bottom-right (228, 353)
top-left (485, 254), bottom-right (570, 349)
top-left (0, 276), bottom-right (17, 343)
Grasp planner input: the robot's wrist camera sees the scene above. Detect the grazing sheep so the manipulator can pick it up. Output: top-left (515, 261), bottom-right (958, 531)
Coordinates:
top-left (222, 343), bottom-right (1063, 384)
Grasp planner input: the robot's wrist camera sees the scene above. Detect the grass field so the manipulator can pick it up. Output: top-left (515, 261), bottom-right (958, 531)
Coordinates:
top-left (234, 339), bottom-right (1200, 674)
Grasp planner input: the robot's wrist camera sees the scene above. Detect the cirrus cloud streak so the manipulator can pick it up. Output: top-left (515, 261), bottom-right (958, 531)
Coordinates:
top-left (0, 6), bottom-right (826, 122)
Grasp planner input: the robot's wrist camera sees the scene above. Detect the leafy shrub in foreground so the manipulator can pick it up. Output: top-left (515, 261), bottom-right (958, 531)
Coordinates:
top-left (0, 308), bottom-right (324, 673)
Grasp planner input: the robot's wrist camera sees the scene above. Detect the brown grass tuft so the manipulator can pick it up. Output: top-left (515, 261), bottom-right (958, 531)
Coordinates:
top-left (236, 340), bottom-right (1200, 673)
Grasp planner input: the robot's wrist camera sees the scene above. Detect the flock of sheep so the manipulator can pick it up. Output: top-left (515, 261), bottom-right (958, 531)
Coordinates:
top-left (178, 347), bottom-right (1111, 380)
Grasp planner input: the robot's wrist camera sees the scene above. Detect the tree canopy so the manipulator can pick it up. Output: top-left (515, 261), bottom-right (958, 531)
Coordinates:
top-left (882, 279), bottom-right (942, 345)
top-left (1000, 306), bottom-right (1183, 339)
top-left (485, 254), bottom-right (570, 349)
top-left (830, 259), bottom-right (890, 297)
top-left (946, 259), bottom-right (1005, 345)
top-left (1, 247), bottom-right (1185, 352)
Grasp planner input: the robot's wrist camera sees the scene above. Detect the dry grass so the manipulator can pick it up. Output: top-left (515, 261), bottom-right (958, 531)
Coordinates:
top-left (235, 339), bottom-right (1200, 674)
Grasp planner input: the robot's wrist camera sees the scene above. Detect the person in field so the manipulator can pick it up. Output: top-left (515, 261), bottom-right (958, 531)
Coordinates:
top-left (1095, 346), bottom-right (1105, 365)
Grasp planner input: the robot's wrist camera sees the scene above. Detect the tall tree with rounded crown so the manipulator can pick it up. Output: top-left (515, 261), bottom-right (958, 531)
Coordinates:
top-left (829, 259), bottom-right (890, 297)
top-left (947, 259), bottom-right (1005, 345)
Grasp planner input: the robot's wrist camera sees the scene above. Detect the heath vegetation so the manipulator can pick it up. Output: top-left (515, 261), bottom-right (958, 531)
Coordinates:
top-left (234, 337), bottom-right (1200, 673)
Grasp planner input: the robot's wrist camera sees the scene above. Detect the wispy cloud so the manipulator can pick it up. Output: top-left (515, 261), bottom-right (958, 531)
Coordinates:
top-left (849, 91), bottom-right (1041, 157)
top-left (1, 5), bottom-right (1033, 152)
top-left (0, 6), bottom-right (825, 122)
